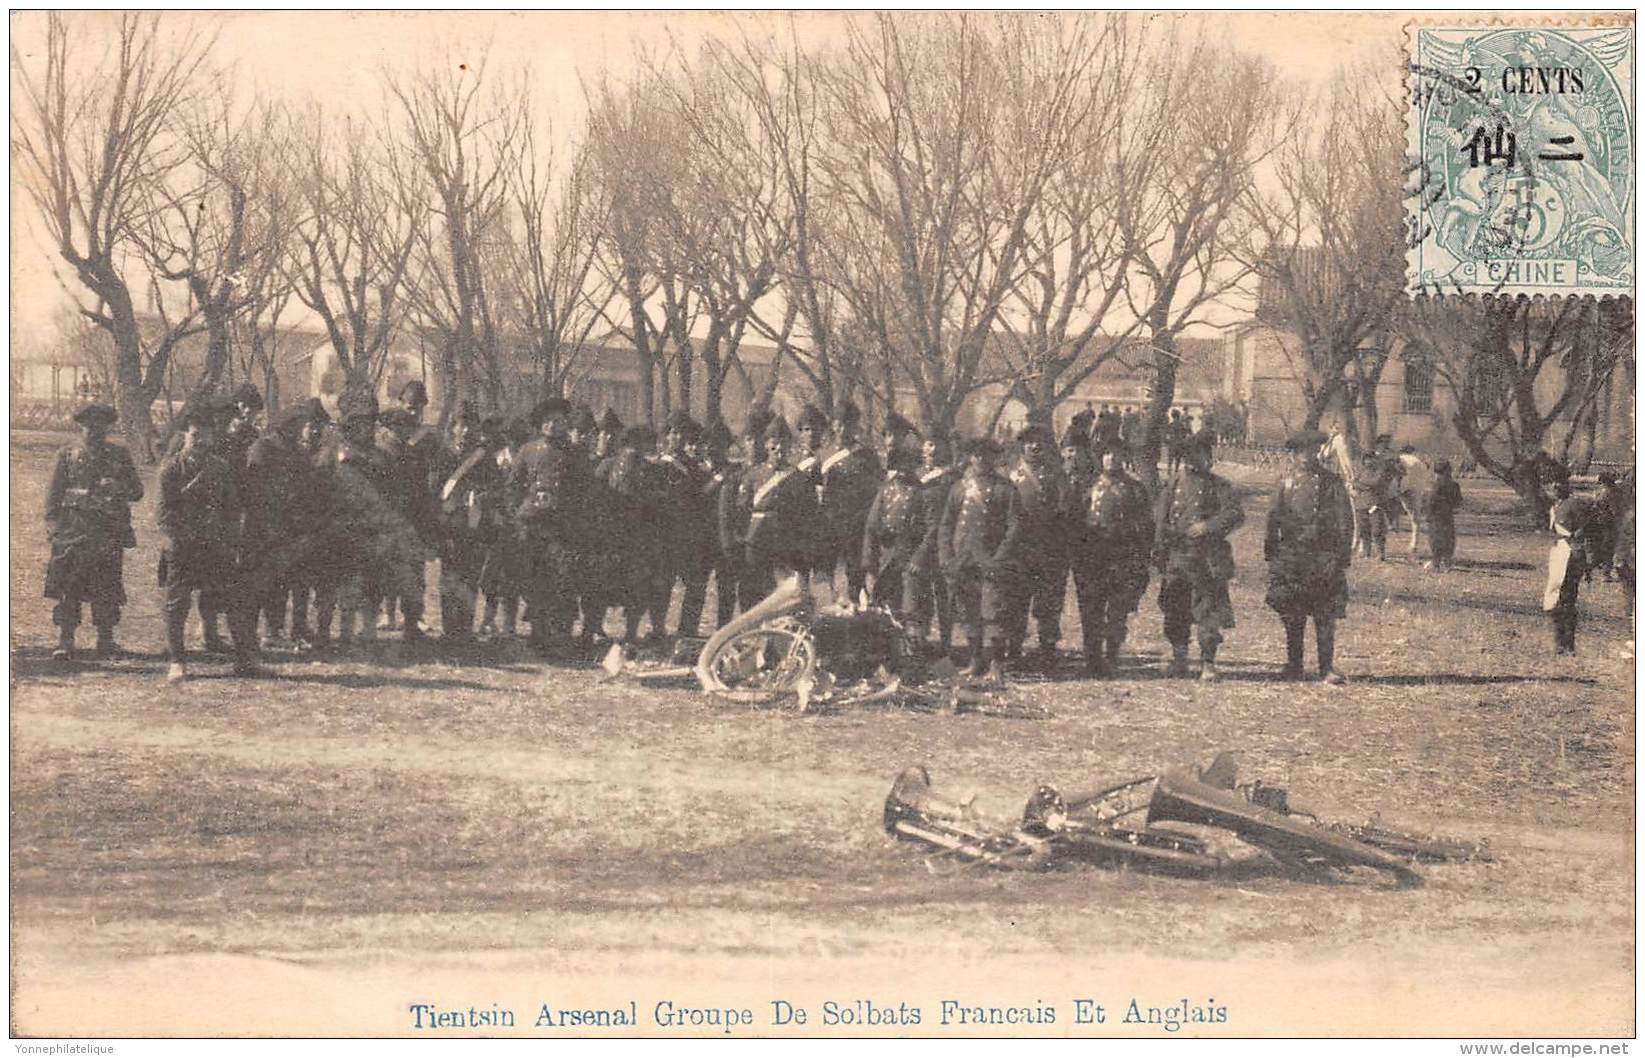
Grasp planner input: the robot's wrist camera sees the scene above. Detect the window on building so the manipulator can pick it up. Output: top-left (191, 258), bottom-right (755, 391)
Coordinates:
top-left (1402, 360), bottom-right (1434, 414)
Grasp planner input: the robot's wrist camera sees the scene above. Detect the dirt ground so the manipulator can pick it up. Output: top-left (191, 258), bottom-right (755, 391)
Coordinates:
top-left (8, 430), bottom-right (1635, 1037)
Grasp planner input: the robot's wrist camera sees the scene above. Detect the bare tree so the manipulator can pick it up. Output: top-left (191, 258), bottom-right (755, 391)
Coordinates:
top-left (134, 87), bottom-right (296, 399)
top-left (509, 115), bottom-right (613, 402)
top-left (584, 68), bottom-right (700, 428)
top-left (12, 12), bottom-right (214, 458)
top-left (1237, 65), bottom-right (1408, 443)
top-left (994, 14), bottom-right (1158, 425)
top-left (387, 50), bottom-right (522, 420)
top-left (808, 14), bottom-right (1104, 435)
top-left (1121, 36), bottom-right (1294, 480)
top-left (1399, 296), bottom-right (1632, 519)
top-left (283, 109), bottom-right (426, 394)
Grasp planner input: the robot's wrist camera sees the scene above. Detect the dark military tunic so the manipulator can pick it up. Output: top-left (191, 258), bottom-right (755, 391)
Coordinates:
top-left (1073, 467), bottom-right (1155, 644)
top-left (815, 440), bottom-right (882, 595)
top-left (904, 465), bottom-right (956, 639)
top-left (737, 459), bottom-right (820, 602)
top-left (938, 469), bottom-right (1020, 634)
top-left (1002, 456), bottom-right (1071, 649)
top-left (861, 466), bottom-right (925, 612)
top-left (510, 435), bottom-right (593, 640)
top-left (157, 447), bottom-right (242, 592)
top-left (1155, 467), bottom-right (1244, 641)
top-left (44, 438), bottom-right (144, 625)
top-left (1264, 462), bottom-right (1354, 620)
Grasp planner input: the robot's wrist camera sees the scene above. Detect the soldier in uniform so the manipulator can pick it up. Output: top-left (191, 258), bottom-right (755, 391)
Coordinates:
top-left (938, 437), bottom-right (1020, 678)
top-left (508, 397), bottom-right (592, 656)
top-left (1154, 431), bottom-right (1245, 680)
top-left (1001, 423), bottom-right (1071, 669)
top-left (44, 402), bottom-right (144, 660)
top-left (244, 401), bottom-right (327, 648)
top-left (905, 432), bottom-right (956, 657)
top-left (186, 383), bottom-right (263, 653)
top-left (565, 403), bottom-right (604, 652)
top-left (157, 398), bottom-right (263, 681)
top-left (737, 416), bottom-right (820, 602)
top-left (700, 417), bottom-right (741, 629)
top-left (861, 443), bottom-right (926, 615)
top-left (594, 424), bottom-right (663, 649)
top-left (1070, 438), bottom-right (1154, 677)
top-left (655, 411), bottom-right (715, 640)
top-left (716, 409), bottom-right (773, 624)
top-left (814, 400), bottom-right (882, 603)
top-left (1353, 435), bottom-right (1401, 561)
top-left (431, 406), bottom-right (502, 649)
top-left (1264, 429), bottom-right (1355, 684)
top-left (477, 417), bottom-right (524, 639)
top-left (376, 408), bottom-right (437, 644)
top-left (283, 398), bottom-right (335, 647)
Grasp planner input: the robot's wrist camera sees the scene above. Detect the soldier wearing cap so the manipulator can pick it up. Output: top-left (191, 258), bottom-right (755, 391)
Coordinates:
top-left (813, 400), bottom-right (883, 603)
top-left (938, 437), bottom-right (1021, 678)
top-left (1264, 429), bottom-right (1354, 683)
top-left (716, 409), bottom-right (773, 623)
top-left (698, 416), bottom-right (740, 628)
top-left (430, 404), bottom-right (503, 648)
top-left (375, 406), bottom-right (438, 643)
top-left (862, 442), bottom-right (927, 617)
top-left (478, 415), bottom-right (534, 639)
top-left (1001, 422), bottom-right (1071, 669)
top-left (593, 424), bottom-right (664, 650)
top-left (157, 398), bottom-right (262, 680)
top-left (1154, 430), bottom-right (1244, 680)
top-left (905, 431), bottom-right (957, 657)
top-left (44, 402), bottom-right (144, 660)
top-left (243, 400), bottom-right (329, 648)
top-left (879, 411), bottom-right (918, 469)
top-left (1072, 441), bottom-right (1155, 677)
top-left (654, 410), bottom-right (715, 640)
top-left (313, 386), bottom-right (430, 649)
top-left (736, 415), bottom-right (820, 602)
top-left (278, 399), bottom-right (335, 646)
top-left (509, 397), bottom-right (593, 655)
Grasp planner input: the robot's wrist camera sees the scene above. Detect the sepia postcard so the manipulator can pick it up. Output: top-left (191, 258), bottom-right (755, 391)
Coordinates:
top-left (7, 8), bottom-right (1636, 1042)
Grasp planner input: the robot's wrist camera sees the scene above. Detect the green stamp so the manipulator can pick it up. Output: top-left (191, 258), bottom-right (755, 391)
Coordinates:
top-left (1408, 24), bottom-right (1634, 296)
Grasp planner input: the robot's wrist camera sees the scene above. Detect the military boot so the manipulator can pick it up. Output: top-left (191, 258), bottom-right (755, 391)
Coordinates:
top-left (52, 626), bottom-right (75, 662)
top-left (1165, 644), bottom-right (1191, 678)
top-left (93, 626), bottom-right (118, 659)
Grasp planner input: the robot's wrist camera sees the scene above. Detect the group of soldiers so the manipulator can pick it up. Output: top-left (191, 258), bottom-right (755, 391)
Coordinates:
top-left (46, 385), bottom-right (1368, 685)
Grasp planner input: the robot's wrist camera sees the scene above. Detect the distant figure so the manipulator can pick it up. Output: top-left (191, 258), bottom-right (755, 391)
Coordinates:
top-left (1165, 409), bottom-right (1190, 473)
top-left (1423, 459), bottom-right (1463, 571)
top-left (1543, 483), bottom-right (1591, 655)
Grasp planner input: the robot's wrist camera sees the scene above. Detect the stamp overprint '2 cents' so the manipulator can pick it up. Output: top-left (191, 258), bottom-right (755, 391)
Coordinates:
top-left (1407, 22), bottom-right (1634, 298)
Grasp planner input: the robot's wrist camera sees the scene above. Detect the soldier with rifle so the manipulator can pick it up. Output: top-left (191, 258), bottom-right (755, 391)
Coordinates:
top-left (44, 402), bottom-right (144, 661)
top-left (1154, 431), bottom-right (1245, 681)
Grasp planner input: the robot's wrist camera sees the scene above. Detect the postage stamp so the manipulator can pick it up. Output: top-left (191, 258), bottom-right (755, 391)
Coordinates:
top-left (1407, 23), bottom-right (1635, 297)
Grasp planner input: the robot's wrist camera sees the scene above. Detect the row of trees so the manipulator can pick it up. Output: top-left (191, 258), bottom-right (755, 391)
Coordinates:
top-left (12, 11), bottom-right (1631, 506)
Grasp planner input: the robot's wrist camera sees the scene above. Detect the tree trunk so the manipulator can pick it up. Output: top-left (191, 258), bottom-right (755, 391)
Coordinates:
top-left (1138, 325), bottom-right (1178, 487)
